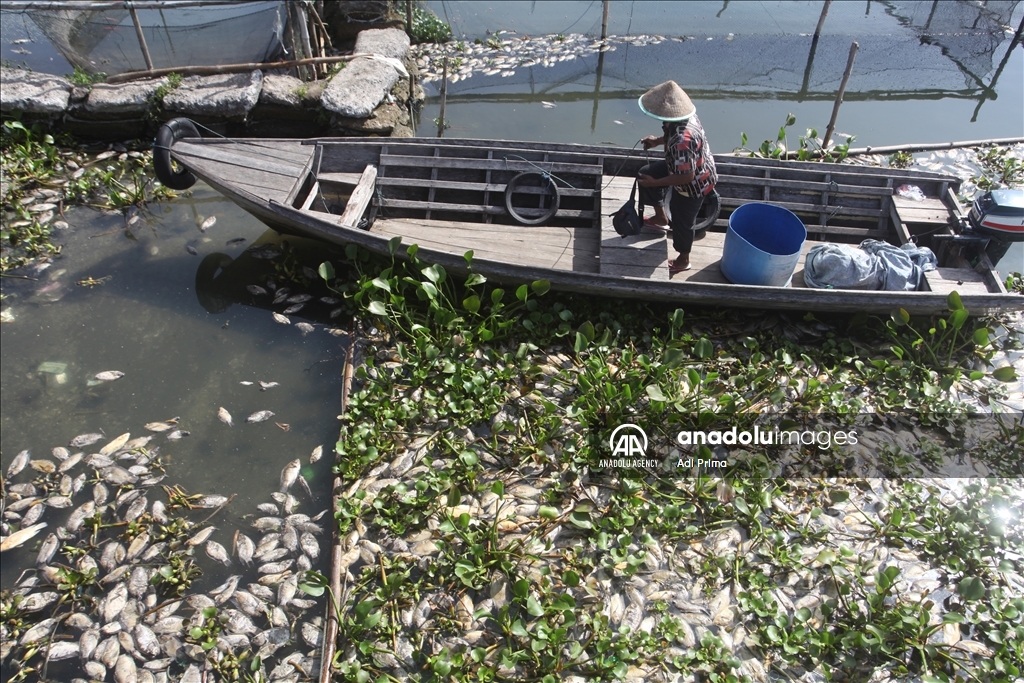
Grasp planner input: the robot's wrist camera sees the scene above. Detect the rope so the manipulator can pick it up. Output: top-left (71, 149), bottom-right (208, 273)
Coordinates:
top-left (501, 155), bottom-right (577, 190)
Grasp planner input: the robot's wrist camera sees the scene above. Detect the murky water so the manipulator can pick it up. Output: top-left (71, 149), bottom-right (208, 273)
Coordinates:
top-left (0, 183), bottom-right (348, 589)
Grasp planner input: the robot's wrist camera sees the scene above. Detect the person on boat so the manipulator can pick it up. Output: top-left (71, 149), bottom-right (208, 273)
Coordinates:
top-left (636, 81), bottom-right (718, 274)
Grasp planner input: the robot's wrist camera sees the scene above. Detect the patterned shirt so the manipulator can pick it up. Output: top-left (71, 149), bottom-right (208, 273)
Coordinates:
top-left (664, 114), bottom-right (717, 197)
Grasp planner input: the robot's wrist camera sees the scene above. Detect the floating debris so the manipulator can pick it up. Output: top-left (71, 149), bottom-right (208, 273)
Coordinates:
top-left (226, 237), bottom-right (247, 246)
top-left (94, 370), bottom-right (125, 382)
top-left (309, 445), bottom-right (323, 464)
top-left (246, 410), bottom-right (275, 423)
top-left (272, 313), bottom-right (291, 325)
top-left (259, 381), bottom-right (279, 391)
top-left (199, 216), bottom-right (217, 232)
top-left (185, 244), bottom-right (199, 256)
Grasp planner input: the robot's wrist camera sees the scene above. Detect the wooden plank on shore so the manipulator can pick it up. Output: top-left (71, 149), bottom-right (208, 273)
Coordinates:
top-left (338, 165), bottom-right (377, 228)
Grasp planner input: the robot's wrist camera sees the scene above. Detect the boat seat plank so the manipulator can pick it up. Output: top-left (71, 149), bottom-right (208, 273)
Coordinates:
top-left (717, 196), bottom-right (885, 220)
top-left (376, 176), bottom-right (598, 198)
top-left (923, 268), bottom-right (992, 295)
top-left (337, 165), bottom-right (377, 228)
top-left (717, 173), bottom-right (893, 197)
top-left (204, 139), bottom-right (316, 165)
top-left (377, 198), bottom-right (597, 221)
top-left (379, 153), bottom-right (604, 177)
top-left (317, 172), bottom-right (364, 185)
top-left (892, 196), bottom-right (952, 225)
top-left (368, 217), bottom-right (599, 273)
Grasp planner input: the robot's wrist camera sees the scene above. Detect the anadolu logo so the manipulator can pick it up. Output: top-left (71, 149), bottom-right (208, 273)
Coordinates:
top-left (609, 424), bottom-right (648, 457)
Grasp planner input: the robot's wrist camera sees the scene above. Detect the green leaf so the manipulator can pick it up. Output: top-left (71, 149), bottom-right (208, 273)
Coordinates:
top-left (578, 320), bottom-right (595, 342)
top-left (387, 236), bottom-right (402, 255)
top-left (422, 264), bottom-right (444, 283)
top-left (491, 288), bottom-right (504, 305)
top-left (694, 337), bottom-right (714, 359)
top-left (190, 627), bottom-right (205, 639)
top-left (785, 113), bottom-right (797, 126)
top-left (992, 366), bottom-right (1017, 382)
top-left (463, 250), bottom-right (474, 266)
top-left (318, 261), bottom-right (335, 281)
top-left (957, 577), bottom-right (986, 601)
top-left (516, 284), bottom-right (529, 302)
top-left (367, 300), bottom-right (387, 316)
top-left (740, 132), bottom-right (747, 147)
top-left (419, 281), bottom-right (438, 300)
top-left (891, 308), bottom-right (910, 326)
top-left (463, 294), bottom-right (481, 313)
top-left (539, 506), bottom-right (559, 520)
top-left (951, 308), bottom-right (969, 330)
top-left (299, 582), bottom-right (325, 597)
top-left (527, 595), bottom-right (544, 616)
top-left (973, 327), bottom-right (990, 346)
top-left (465, 273), bottom-right (486, 287)
top-left (563, 570), bottom-right (580, 587)
top-left (645, 384), bottom-right (667, 401)
top-left (370, 277), bottom-right (391, 292)
top-left (573, 332), bottom-right (588, 353)
top-left (947, 290), bottom-right (964, 311)
top-left (569, 510), bottom-right (592, 529)
top-left (531, 280), bottom-right (550, 295)
top-left (459, 450), bottom-right (479, 466)
top-left (491, 480), bottom-right (505, 497)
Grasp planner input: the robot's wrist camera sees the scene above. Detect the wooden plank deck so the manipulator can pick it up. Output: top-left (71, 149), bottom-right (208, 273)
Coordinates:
top-left (367, 217), bottom-right (600, 273)
top-left (173, 140), bottom-right (314, 205)
top-left (923, 268), bottom-right (991, 295)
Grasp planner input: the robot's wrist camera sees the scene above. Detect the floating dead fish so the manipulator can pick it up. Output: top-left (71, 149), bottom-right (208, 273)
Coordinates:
top-left (275, 422), bottom-right (290, 432)
top-left (51, 446), bottom-right (70, 460)
top-left (99, 432), bottom-right (131, 456)
top-left (295, 322), bottom-right (314, 336)
top-left (144, 419), bottom-right (177, 432)
top-left (0, 522), bottom-right (47, 551)
top-left (217, 407), bottom-right (233, 426)
top-left (165, 429), bottom-right (190, 440)
top-left (36, 533), bottom-right (59, 565)
top-left (70, 432), bottom-right (105, 447)
top-left (45, 641), bottom-right (79, 661)
top-left (29, 459), bottom-right (55, 474)
top-left (320, 296), bottom-right (340, 304)
top-left (286, 294), bottom-right (312, 304)
top-left (541, 101), bottom-right (556, 108)
top-left (279, 459), bottom-right (301, 493)
top-left (7, 450), bottom-right (30, 477)
top-left (259, 381), bottom-right (279, 391)
top-left (226, 237), bottom-right (246, 246)
top-left (185, 245), bottom-right (198, 256)
top-left (186, 526), bottom-right (217, 547)
top-left (272, 312), bottom-right (290, 325)
top-left (310, 445), bottom-right (323, 463)
top-left (272, 289), bottom-right (291, 304)
top-left (94, 371), bottom-right (125, 385)
top-left (235, 531), bottom-right (255, 566)
top-left (247, 411), bottom-right (275, 424)
top-left (282, 303), bottom-right (305, 314)
top-left (246, 285), bottom-right (267, 296)
top-left (206, 540), bottom-right (232, 566)
top-left (194, 495), bottom-right (229, 508)
top-left (199, 216), bottom-right (216, 232)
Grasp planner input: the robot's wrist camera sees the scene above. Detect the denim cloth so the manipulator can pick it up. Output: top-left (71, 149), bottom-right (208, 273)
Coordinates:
top-left (638, 160), bottom-right (708, 255)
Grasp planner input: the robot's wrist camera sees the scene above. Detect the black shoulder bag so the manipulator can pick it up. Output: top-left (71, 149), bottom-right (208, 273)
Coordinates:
top-left (611, 180), bottom-right (645, 237)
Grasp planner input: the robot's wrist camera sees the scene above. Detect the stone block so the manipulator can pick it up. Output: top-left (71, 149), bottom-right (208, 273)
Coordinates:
top-left (331, 101), bottom-right (409, 135)
top-left (162, 71), bottom-right (263, 119)
top-left (354, 28), bottom-right (411, 60)
top-left (321, 59), bottom-right (398, 119)
top-left (0, 68), bottom-right (71, 115)
top-left (84, 78), bottom-right (167, 119)
top-left (258, 74), bottom-right (305, 108)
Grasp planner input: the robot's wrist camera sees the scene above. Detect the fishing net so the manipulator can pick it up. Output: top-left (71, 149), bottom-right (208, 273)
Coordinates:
top-left (27, 1), bottom-right (286, 76)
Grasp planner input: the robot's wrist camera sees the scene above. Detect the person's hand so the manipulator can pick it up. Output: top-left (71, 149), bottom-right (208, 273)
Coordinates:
top-left (641, 135), bottom-right (661, 150)
top-left (637, 173), bottom-right (657, 187)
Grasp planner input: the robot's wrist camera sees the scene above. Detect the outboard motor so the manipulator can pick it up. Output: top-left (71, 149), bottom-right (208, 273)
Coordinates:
top-left (968, 189), bottom-right (1024, 242)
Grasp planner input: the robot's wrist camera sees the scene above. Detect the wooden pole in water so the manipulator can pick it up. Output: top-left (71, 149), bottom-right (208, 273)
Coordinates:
top-left (437, 56), bottom-right (448, 138)
top-left (406, 0), bottom-right (413, 38)
top-left (601, 0), bottom-right (610, 40)
top-left (128, 5), bottom-right (155, 71)
top-left (813, 0), bottom-right (832, 39)
top-left (823, 40), bottom-right (858, 149)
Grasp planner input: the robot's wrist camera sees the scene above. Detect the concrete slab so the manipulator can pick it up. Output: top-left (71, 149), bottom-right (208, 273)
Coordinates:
top-left (321, 59), bottom-right (399, 119)
top-left (354, 28), bottom-right (411, 60)
top-left (331, 101), bottom-right (410, 135)
top-left (85, 78), bottom-right (167, 119)
top-left (0, 68), bottom-right (72, 115)
top-left (258, 74), bottom-right (304, 108)
top-left (162, 71), bottom-right (263, 119)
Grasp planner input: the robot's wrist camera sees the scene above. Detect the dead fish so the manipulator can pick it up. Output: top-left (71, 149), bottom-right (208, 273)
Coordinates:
top-left (100, 465), bottom-right (138, 485)
top-left (94, 371), bottom-right (125, 382)
top-left (51, 446), bottom-right (70, 460)
top-left (226, 237), bottom-right (246, 246)
top-left (20, 618), bottom-right (58, 646)
top-left (166, 429), bottom-right (190, 440)
top-left (58, 452), bottom-right (83, 473)
top-left (144, 419), bottom-right (177, 432)
top-left (287, 293), bottom-right (312, 303)
top-left (114, 653), bottom-right (137, 683)
top-left (0, 522), bottom-right (47, 551)
top-left (7, 450), bottom-right (30, 477)
top-left (125, 532), bottom-right (150, 562)
top-left (217, 407), bottom-right (233, 426)
top-left (66, 501), bottom-right (95, 533)
top-left (45, 641), bottom-right (80, 661)
top-left (199, 216), bottom-right (216, 232)
top-left (29, 459), bottom-right (55, 474)
top-left (272, 289), bottom-right (291, 304)
top-left (231, 589), bottom-right (264, 617)
top-left (259, 381), bottom-right (279, 391)
top-left (70, 432), bottom-right (105, 447)
top-left (185, 245), bottom-right (199, 256)
top-left (541, 101), bottom-right (556, 108)
top-left (102, 582), bottom-right (129, 623)
top-left (257, 503), bottom-right (279, 515)
top-left (99, 432), bottom-right (131, 456)
top-left (206, 540), bottom-right (232, 566)
top-left (310, 445), bottom-right (323, 463)
top-left (239, 380), bottom-right (254, 386)
top-left (272, 312), bottom-right (291, 325)
top-left (247, 410), bottom-right (275, 423)
top-left (194, 495), bottom-right (229, 509)
top-left (320, 296), bottom-right (340, 304)
top-left (36, 533), bottom-right (59, 565)
top-left (279, 459), bottom-right (301, 493)
top-left (299, 532), bottom-right (320, 560)
top-left (186, 526), bottom-right (217, 547)
top-left (235, 531), bottom-right (255, 566)
top-left (246, 285), bottom-right (267, 296)
top-left (295, 322), bottom-right (314, 336)
top-left (282, 303), bottom-right (305, 314)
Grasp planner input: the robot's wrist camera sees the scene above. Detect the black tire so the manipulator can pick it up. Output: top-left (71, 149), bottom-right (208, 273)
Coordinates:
top-left (154, 118), bottom-right (200, 190)
top-left (694, 190), bottom-right (721, 231)
top-left (505, 172), bottom-right (560, 226)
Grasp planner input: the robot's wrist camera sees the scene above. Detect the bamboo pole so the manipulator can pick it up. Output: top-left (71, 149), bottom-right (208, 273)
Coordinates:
top-left (601, 0), bottom-right (610, 40)
top-left (822, 40), bottom-right (858, 148)
top-left (406, 0), bottom-right (413, 38)
top-left (105, 54), bottom-right (375, 84)
top-left (776, 136), bottom-right (1024, 160)
top-left (437, 56), bottom-right (448, 138)
top-left (813, 0), bottom-right (832, 39)
top-left (128, 5), bottom-right (155, 71)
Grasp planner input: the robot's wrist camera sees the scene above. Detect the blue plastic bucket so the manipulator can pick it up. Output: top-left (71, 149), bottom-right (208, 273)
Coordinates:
top-left (720, 203), bottom-right (806, 287)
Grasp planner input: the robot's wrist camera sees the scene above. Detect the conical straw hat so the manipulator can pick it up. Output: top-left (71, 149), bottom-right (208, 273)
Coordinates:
top-left (638, 81), bottom-right (696, 121)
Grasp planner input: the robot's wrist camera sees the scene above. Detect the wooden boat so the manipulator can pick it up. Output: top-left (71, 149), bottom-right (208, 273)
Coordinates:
top-left (154, 121), bottom-right (1020, 315)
